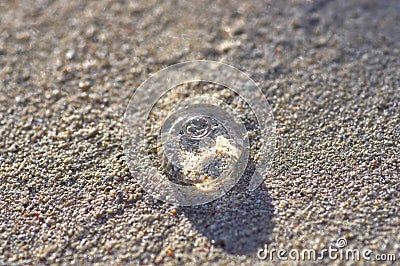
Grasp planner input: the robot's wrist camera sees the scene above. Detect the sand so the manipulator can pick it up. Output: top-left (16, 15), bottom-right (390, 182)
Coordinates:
top-left (0, 0), bottom-right (399, 265)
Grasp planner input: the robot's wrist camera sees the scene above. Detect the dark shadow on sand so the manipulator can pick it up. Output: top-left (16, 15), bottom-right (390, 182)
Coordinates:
top-left (180, 177), bottom-right (275, 256)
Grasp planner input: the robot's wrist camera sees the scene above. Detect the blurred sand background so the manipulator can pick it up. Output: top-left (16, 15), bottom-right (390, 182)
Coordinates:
top-left (0, 0), bottom-right (399, 265)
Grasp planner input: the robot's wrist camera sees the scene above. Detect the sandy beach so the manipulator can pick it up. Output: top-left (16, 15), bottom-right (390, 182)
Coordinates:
top-left (0, 0), bottom-right (399, 264)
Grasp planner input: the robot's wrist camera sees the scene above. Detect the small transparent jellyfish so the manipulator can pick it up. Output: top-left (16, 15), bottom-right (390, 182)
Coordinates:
top-left (161, 100), bottom-right (248, 187)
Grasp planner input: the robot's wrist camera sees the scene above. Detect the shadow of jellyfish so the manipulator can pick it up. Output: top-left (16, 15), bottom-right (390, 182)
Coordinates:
top-left (181, 176), bottom-right (275, 256)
